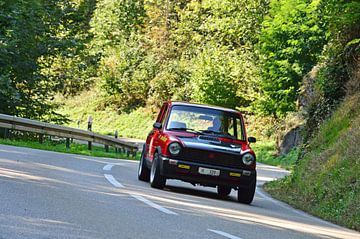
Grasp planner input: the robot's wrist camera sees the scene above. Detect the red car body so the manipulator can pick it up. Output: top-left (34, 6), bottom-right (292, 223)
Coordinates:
top-left (138, 101), bottom-right (257, 204)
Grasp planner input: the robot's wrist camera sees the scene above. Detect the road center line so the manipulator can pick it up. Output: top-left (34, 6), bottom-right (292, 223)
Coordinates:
top-left (104, 174), bottom-right (125, 188)
top-left (131, 194), bottom-right (178, 215)
top-left (208, 229), bottom-right (243, 239)
top-left (103, 172), bottom-right (177, 215)
top-left (103, 164), bottom-right (114, 171)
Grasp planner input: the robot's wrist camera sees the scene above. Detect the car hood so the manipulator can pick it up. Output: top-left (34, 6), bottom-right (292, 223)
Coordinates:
top-left (176, 135), bottom-right (243, 155)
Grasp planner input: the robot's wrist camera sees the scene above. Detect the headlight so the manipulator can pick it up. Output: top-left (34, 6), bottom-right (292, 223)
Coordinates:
top-left (242, 153), bottom-right (255, 166)
top-left (168, 142), bottom-right (181, 156)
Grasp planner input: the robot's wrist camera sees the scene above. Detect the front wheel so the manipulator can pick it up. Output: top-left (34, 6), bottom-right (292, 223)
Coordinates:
top-left (150, 151), bottom-right (166, 189)
top-left (237, 180), bottom-right (256, 204)
top-left (138, 145), bottom-right (150, 182)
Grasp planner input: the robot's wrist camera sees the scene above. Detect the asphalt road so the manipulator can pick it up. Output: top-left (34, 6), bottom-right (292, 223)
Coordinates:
top-left (0, 144), bottom-right (359, 239)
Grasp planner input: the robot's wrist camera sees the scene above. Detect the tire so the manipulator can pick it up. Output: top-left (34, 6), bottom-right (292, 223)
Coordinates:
top-left (217, 186), bottom-right (232, 198)
top-left (237, 180), bottom-right (256, 204)
top-left (150, 151), bottom-right (166, 189)
top-left (138, 145), bottom-right (150, 182)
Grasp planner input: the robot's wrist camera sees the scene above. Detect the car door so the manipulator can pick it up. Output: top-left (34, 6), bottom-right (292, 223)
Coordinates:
top-left (146, 103), bottom-right (168, 161)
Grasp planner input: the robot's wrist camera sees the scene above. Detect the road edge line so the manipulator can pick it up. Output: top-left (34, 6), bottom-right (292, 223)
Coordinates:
top-left (104, 174), bottom-right (125, 188)
top-left (131, 194), bottom-right (178, 215)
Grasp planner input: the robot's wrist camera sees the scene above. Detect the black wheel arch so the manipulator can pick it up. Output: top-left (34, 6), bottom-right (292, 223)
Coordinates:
top-left (154, 146), bottom-right (164, 173)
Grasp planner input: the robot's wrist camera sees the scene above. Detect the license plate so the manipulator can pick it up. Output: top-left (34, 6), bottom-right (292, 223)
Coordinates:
top-left (198, 167), bottom-right (220, 176)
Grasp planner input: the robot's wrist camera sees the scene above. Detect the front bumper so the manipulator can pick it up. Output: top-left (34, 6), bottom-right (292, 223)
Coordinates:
top-left (159, 156), bottom-right (256, 188)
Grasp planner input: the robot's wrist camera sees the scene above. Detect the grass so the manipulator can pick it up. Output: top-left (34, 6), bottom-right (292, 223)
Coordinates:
top-left (252, 141), bottom-right (299, 170)
top-left (0, 137), bottom-right (141, 161)
top-left (55, 87), bottom-right (154, 139)
top-left (264, 94), bottom-right (360, 231)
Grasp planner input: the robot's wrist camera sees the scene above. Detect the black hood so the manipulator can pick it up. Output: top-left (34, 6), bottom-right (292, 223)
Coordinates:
top-left (176, 135), bottom-right (242, 155)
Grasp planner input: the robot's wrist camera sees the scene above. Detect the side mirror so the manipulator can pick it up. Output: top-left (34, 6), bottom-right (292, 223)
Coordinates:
top-left (153, 122), bottom-right (162, 129)
top-left (248, 137), bottom-right (256, 143)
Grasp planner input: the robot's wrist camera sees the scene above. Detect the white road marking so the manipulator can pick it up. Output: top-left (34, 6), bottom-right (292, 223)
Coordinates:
top-left (208, 229), bottom-right (243, 239)
top-left (103, 164), bottom-right (114, 171)
top-left (131, 194), bottom-right (178, 215)
top-left (104, 168), bottom-right (177, 215)
top-left (104, 174), bottom-right (125, 188)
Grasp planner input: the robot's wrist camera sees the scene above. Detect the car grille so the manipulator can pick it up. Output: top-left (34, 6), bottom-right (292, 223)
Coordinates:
top-left (180, 147), bottom-right (243, 168)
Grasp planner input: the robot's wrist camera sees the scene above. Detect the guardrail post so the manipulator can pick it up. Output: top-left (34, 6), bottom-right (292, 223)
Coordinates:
top-left (114, 130), bottom-right (118, 153)
top-left (87, 115), bottom-right (93, 131)
top-left (88, 141), bottom-right (92, 150)
top-left (132, 150), bottom-right (137, 158)
top-left (39, 134), bottom-right (44, 144)
top-left (105, 145), bottom-right (109, 152)
top-left (66, 138), bottom-right (70, 149)
top-left (3, 128), bottom-right (9, 139)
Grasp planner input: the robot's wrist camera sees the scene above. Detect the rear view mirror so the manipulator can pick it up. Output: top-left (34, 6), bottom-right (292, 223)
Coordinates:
top-left (153, 122), bottom-right (162, 129)
top-left (248, 137), bottom-right (256, 143)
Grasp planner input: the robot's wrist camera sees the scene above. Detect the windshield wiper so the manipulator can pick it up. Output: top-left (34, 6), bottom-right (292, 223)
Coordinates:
top-left (168, 127), bottom-right (203, 135)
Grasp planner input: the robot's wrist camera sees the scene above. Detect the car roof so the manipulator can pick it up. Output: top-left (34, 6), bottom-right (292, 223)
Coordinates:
top-left (167, 101), bottom-right (240, 114)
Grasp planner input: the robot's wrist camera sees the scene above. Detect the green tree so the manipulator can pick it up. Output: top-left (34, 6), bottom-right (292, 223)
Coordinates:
top-left (100, 35), bottom-right (155, 112)
top-left (90, 0), bottom-right (145, 53)
top-left (256, 0), bottom-right (326, 118)
top-left (41, 0), bottom-right (98, 96)
top-left (190, 44), bottom-right (258, 109)
top-left (0, 0), bottom-right (95, 121)
top-left (0, 0), bottom-right (59, 119)
top-left (138, 0), bottom-right (267, 109)
top-left (89, 0), bottom-right (148, 111)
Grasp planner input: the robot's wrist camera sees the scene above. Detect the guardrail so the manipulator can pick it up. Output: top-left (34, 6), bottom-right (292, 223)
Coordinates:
top-left (0, 113), bottom-right (139, 155)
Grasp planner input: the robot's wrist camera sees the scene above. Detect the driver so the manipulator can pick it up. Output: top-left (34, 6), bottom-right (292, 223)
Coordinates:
top-left (208, 117), bottom-right (222, 132)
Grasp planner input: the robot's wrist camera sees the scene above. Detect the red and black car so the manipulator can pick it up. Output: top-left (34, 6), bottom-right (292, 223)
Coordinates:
top-left (138, 101), bottom-right (257, 204)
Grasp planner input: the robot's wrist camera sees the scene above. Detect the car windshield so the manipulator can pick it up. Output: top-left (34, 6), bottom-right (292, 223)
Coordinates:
top-left (166, 105), bottom-right (245, 140)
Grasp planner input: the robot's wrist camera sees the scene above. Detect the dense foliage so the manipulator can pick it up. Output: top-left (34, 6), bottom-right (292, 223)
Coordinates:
top-left (0, 0), bottom-right (359, 122)
top-left (256, 0), bottom-right (326, 117)
top-left (0, 0), bottom-right (96, 121)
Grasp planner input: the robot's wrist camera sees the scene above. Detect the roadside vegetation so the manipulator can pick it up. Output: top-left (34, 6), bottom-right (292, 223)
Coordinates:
top-left (252, 142), bottom-right (299, 170)
top-left (265, 94), bottom-right (360, 230)
top-left (55, 87), bottom-right (154, 139)
top-left (0, 137), bottom-right (140, 161)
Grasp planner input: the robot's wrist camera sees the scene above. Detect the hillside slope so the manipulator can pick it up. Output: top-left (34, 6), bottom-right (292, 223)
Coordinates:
top-left (56, 87), bottom-right (154, 139)
top-left (265, 94), bottom-right (360, 231)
